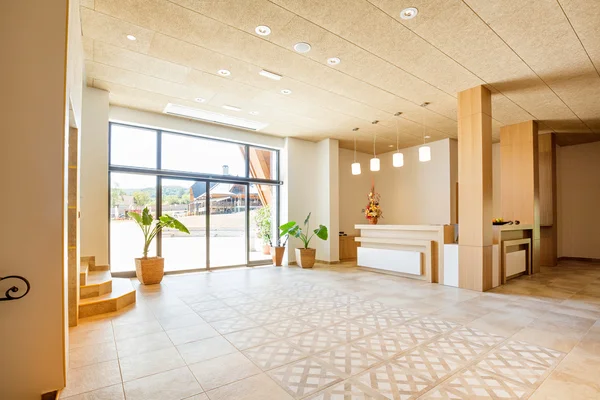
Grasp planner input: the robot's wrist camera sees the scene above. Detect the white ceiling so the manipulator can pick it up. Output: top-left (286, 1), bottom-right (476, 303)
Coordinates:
top-left (80, 0), bottom-right (600, 152)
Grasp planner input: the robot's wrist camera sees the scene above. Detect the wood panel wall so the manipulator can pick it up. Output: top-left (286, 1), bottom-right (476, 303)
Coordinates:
top-left (500, 121), bottom-right (541, 272)
top-left (538, 133), bottom-right (558, 266)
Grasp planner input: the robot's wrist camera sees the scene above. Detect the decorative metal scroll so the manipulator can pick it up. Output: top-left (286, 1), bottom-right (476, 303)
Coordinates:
top-left (0, 276), bottom-right (31, 301)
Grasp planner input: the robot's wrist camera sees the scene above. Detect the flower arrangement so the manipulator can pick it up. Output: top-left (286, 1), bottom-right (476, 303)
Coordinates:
top-left (363, 185), bottom-right (382, 224)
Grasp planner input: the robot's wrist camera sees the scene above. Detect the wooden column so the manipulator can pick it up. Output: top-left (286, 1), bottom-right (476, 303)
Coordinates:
top-left (500, 120), bottom-right (540, 273)
top-left (538, 133), bottom-right (557, 266)
top-left (457, 85), bottom-right (493, 291)
top-left (68, 127), bottom-right (81, 327)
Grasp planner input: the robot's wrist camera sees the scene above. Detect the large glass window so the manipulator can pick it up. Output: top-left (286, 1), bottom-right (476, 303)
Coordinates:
top-left (108, 123), bottom-right (280, 274)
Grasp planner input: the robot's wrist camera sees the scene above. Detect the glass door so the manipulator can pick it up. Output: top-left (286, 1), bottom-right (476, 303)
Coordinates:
top-left (160, 178), bottom-right (207, 272)
top-left (208, 182), bottom-right (247, 267)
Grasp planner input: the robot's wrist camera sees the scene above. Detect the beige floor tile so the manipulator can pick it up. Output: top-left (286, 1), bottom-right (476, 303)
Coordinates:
top-left (264, 318), bottom-right (317, 338)
top-left (305, 379), bottom-right (388, 400)
top-left (189, 352), bottom-right (261, 391)
top-left (177, 336), bottom-right (238, 364)
top-left (356, 361), bottom-right (434, 399)
top-left (113, 319), bottom-right (163, 341)
top-left (527, 374), bottom-right (600, 400)
top-left (166, 323), bottom-right (219, 345)
top-left (60, 360), bottom-right (122, 398)
top-left (69, 341), bottom-right (118, 369)
top-left (60, 383), bottom-right (124, 400)
top-left (511, 327), bottom-right (581, 353)
top-left (314, 344), bottom-right (381, 377)
top-left (224, 326), bottom-right (280, 350)
top-left (467, 311), bottom-right (534, 336)
top-left (288, 330), bottom-right (345, 354)
top-left (116, 331), bottom-right (174, 358)
top-left (119, 346), bottom-right (186, 382)
top-left (269, 357), bottom-right (344, 398)
top-left (158, 312), bottom-right (206, 331)
top-left (210, 316), bottom-right (261, 334)
top-left (206, 373), bottom-right (294, 400)
top-left (353, 333), bottom-right (414, 360)
top-left (323, 320), bottom-right (375, 342)
top-left (69, 326), bottom-right (114, 349)
top-left (123, 366), bottom-right (202, 400)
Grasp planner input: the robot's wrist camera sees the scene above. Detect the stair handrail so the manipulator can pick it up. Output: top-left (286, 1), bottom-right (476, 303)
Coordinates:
top-left (0, 275), bottom-right (31, 301)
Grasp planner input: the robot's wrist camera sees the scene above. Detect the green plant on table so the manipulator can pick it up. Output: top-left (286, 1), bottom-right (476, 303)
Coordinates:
top-left (129, 206), bottom-right (190, 258)
top-left (280, 212), bottom-right (328, 249)
top-left (254, 205), bottom-right (272, 246)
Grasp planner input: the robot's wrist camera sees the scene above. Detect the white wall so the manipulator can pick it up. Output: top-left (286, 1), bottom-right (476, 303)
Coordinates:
top-left (281, 138), bottom-right (339, 263)
top-left (557, 141), bottom-right (600, 259)
top-left (0, 0), bottom-right (83, 397)
top-left (81, 87), bottom-right (110, 264)
top-left (339, 139), bottom-right (457, 235)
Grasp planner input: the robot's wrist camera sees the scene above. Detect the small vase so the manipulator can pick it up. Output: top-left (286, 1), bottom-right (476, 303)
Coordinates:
top-left (368, 217), bottom-right (378, 225)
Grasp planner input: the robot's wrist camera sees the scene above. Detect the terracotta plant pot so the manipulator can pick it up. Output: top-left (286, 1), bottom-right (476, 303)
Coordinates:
top-left (135, 257), bottom-right (164, 285)
top-left (271, 246), bottom-right (285, 266)
top-left (368, 217), bottom-right (378, 225)
top-left (295, 248), bottom-right (316, 269)
top-left (262, 244), bottom-right (271, 255)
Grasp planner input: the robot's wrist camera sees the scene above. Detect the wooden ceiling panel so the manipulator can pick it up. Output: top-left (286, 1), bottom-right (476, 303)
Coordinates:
top-left (559, 0), bottom-right (600, 72)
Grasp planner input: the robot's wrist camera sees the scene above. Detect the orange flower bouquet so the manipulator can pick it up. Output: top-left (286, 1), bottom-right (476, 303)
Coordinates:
top-left (363, 185), bottom-right (382, 225)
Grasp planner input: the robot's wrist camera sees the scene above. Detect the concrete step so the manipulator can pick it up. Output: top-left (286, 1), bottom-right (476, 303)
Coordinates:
top-left (80, 271), bottom-right (112, 299)
top-left (78, 278), bottom-right (136, 318)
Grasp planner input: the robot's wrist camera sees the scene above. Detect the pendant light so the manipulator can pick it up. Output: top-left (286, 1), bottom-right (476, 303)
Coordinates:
top-left (370, 121), bottom-right (380, 172)
top-left (351, 128), bottom-right (361, 175)
top-left (393, 112), bottom-right (404, 167)
top-left (419, 102), bottom-right (431, 162)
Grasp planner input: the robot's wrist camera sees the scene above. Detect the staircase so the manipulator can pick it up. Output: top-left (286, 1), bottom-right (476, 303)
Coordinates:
top-left (79, 256), bottom-right (136, 319)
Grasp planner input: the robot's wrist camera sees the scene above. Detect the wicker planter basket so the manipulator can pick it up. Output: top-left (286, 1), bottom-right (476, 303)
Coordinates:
top-left (135, 257), bottom-right (165, 285)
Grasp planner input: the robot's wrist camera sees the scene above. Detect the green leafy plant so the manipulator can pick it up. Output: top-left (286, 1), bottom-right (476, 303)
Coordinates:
top-left (254, 205), bottom-right (272, 246)
top-left (129, 206), bottom-right (190, 258)
top-left (280, 212), bottom-right (328, 249)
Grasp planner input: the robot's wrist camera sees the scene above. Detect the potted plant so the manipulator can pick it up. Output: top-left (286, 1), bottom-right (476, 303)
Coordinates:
top-left (254, 205), bottom-right (272, 255)
top-left (129, 207), bottom-right (190, 285)
top-left (363, 185), bottom-right (383, 225)
top-left (269, 223), bottom-right (293, 267)
top-left (281, 213), bottom-right (328, 269)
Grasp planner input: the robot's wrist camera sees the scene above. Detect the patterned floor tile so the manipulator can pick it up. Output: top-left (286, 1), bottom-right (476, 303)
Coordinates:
top-left (242, 339), bottom-right (306, 370)
top-left (324, 321), bottom-right (375, 342)
top-left (264, 318), bottom-right (317, 338)
top-left (246, 308), bottom-right (293, 326)
top-left (353, 314), bottom-right (406, 331)
top-left (288, 330), bottom-right (345, 354)
top-left (333, 305), bottom-right (371, 320)
top-left (495, 340), bottom-right (563, 368)
top-left (267, 298), bottom-right (301, 309)
top-left (408, 317), bottom-right (460, 333)
top-left (475, 351), bottom-right (551, 387)
top-left (447, 327), bottom-right (505, 348)
top-left (356, 361), bottom-right (434, 399)
top-left (284, 303), bottom-right (323, 318)
top-left (376, 308), bottom-right (420, 322)
top-left (424, 336), bottom-right (489, 363)
top-left (222, 295), bottom-right (257, 307)
top-left (331, 294), bottom-right (364, 305)
top-left (223, 326), bottom-right (280, 350)
top-left (189, 300), bottom-right (227, 313)
top-left (196, 306), bottom-right (240, 322)
top-left (300, 311), bottom-right (346, 328)
top-left (312, 298), bottom-right (346, 311)
top-left (235, 302), bottom-right (277, 314)
top-left (209, 316), bottom-right (259, 334)
top-left (314, 344), bottom-right (381, 377)
top-left (269, 358), bottom-right (343, 398)
top-left (307, 379), bottom-right (388, 400)
top-left (393, 347), bottom-right (463, 382)
top-left (429, 367), bottom-right (531, 399)
top-left (381, 324), bottom-right (440, 346)
top-left (353, 333), bottom-right (413, 360)
top-left (358, 300), bottom-right (388, 313)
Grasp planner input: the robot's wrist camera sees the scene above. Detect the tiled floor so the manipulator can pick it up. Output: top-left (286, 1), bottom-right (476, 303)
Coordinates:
top-left (62, 260), bottom-right (600, 399)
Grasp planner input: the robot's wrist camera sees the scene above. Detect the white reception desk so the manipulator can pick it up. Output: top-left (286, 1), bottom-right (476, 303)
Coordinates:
top-left (355, 224), bottom-right (455, 283)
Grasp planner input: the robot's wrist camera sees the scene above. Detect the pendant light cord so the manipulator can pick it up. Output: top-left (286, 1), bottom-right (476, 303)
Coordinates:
top-left (373, 135), bottom-right (376, 158)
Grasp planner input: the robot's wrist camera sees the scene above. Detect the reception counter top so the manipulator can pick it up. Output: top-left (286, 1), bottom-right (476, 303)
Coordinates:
top-left (354, 224), bottom-right (455, 283)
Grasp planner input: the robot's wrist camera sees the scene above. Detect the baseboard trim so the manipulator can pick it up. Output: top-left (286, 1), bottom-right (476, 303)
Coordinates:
top-left (558, 256), bottom-right (600, 263)
top-left (316, 259), bottom-right (340, 265)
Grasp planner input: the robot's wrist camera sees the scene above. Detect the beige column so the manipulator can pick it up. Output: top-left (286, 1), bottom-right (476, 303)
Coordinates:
top-left (457, 85), bottom-right (493, 291)
top-left (500, 121), bottom-right (540, 272)
top-left (68, 127), bottom-right (81, 326)
top-left (538, 133), bottom-right (557, 267)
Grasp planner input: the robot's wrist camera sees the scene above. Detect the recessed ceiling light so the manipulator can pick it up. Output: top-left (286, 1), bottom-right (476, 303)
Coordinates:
top-left (194, 97), bottom-right (206, 103)
top-left (400, 7), bottom-right (418, 20)
top-left (222, 105), bottom-right (241, 111)
top-left (249, 111), bottom-right (259, 115)
top-left (293, 42), bottom-right (312, 53)
top-left (255, 25), bottom-right (271, 36)
top-left (259, 70), bottom-right (283, 80)
top-left (327, 57), bottom-right (341, 66)
top-left (126, 34), bottom-right (137, 41)
top-left (424, 135), bottom-right (431, 139)
top-left (281, 89), bottom-right (292, 95)
top-left (217, 69), bottom-right (231, 76)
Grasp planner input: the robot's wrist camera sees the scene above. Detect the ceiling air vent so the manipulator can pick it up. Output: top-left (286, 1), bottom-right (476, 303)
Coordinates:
top-left (163, 103), bottom-right (269, 131)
